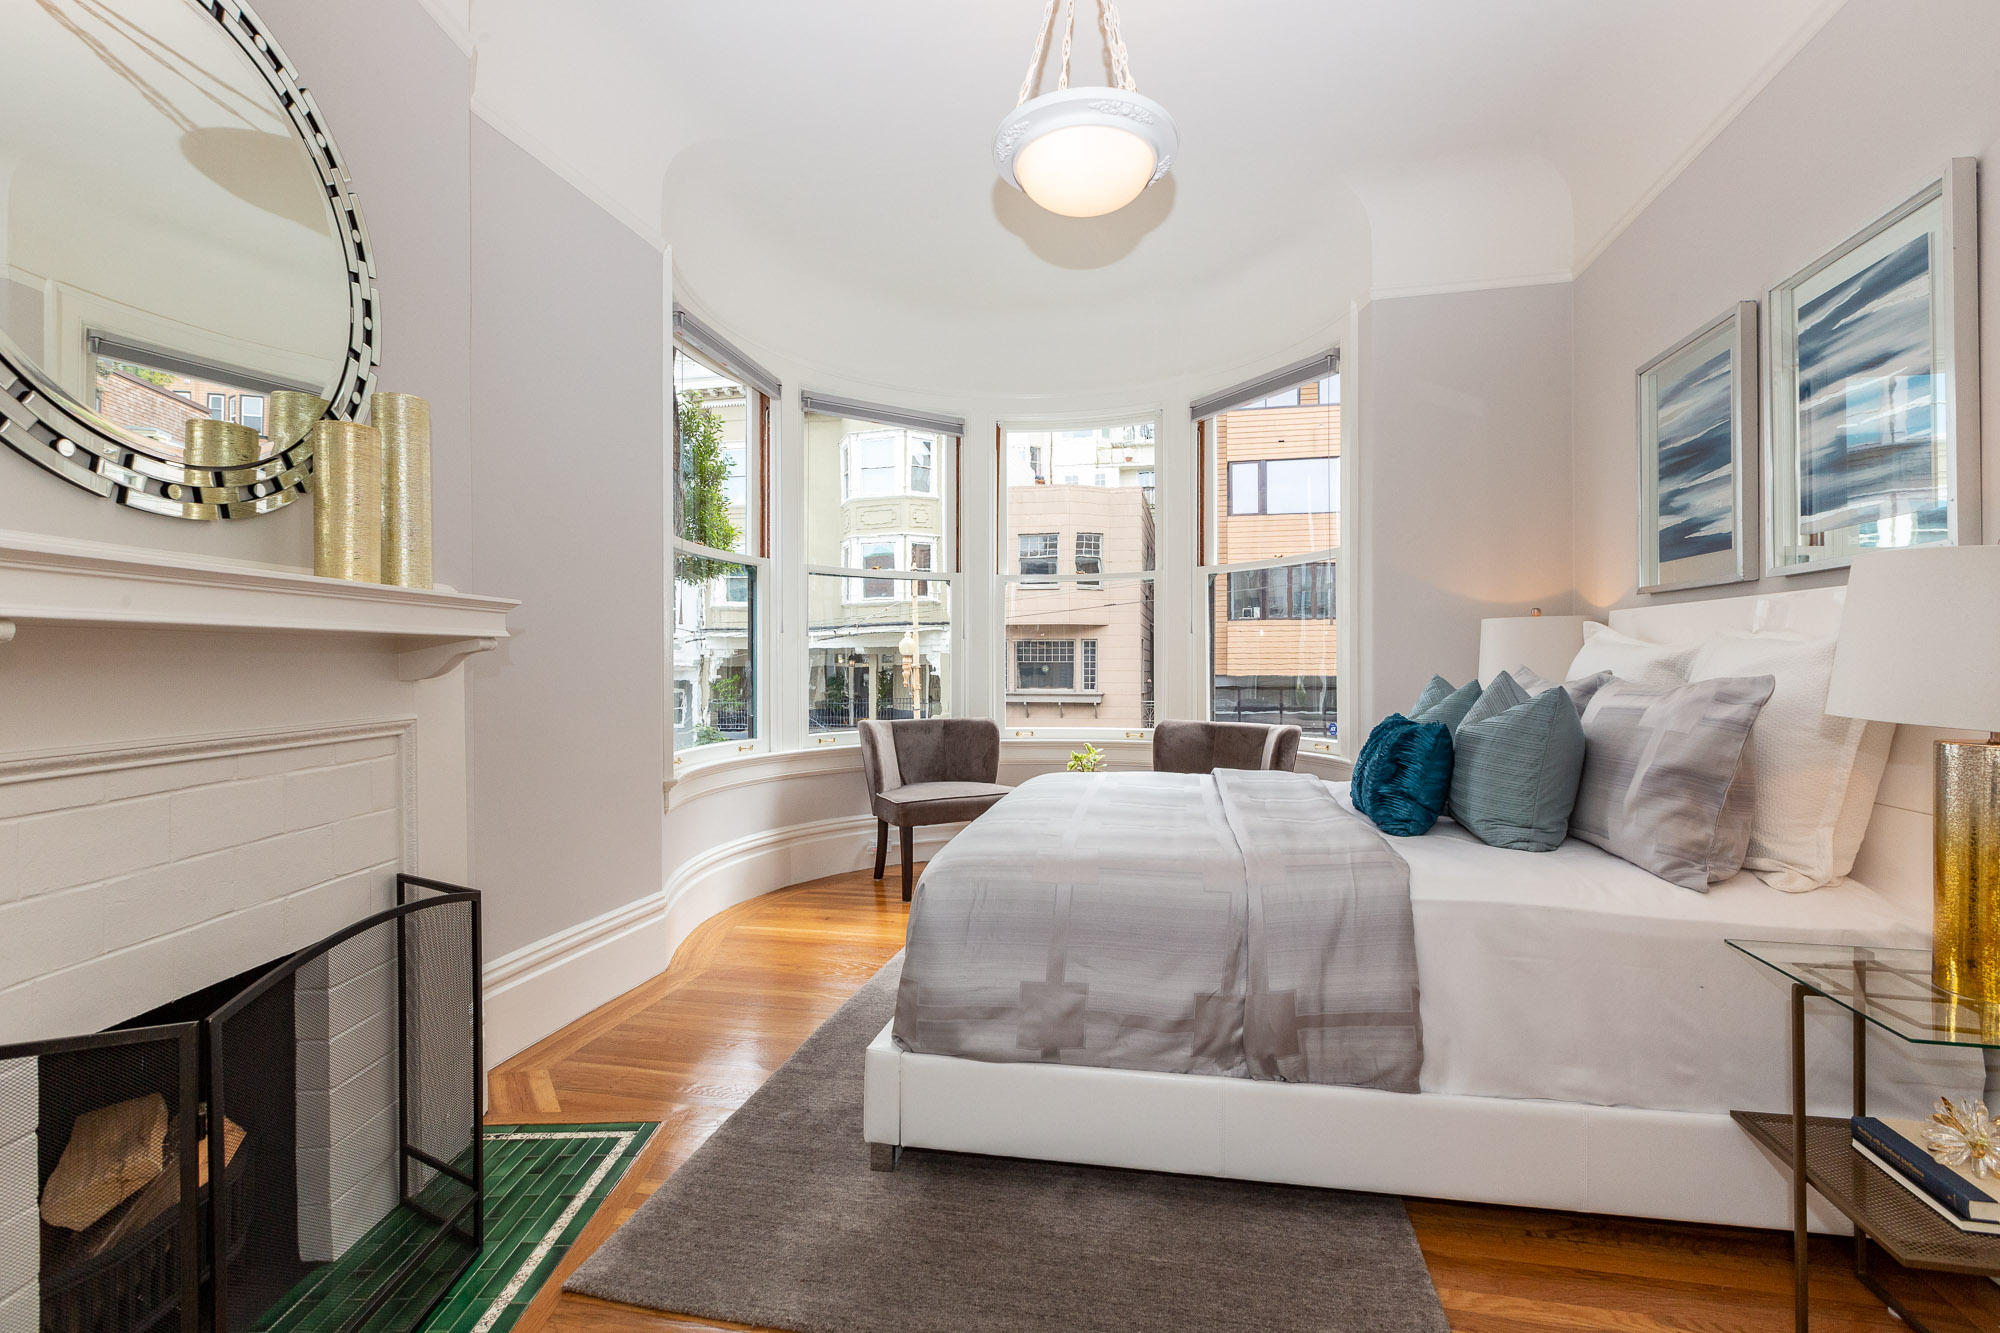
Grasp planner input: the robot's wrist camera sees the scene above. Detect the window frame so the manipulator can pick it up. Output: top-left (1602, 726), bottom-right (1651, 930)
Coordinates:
top-left (997, 418), bottom-right (1161, 735)
top-left (803, 410), bottom-right (962, 742)
top-left (1197, 365), bottom-right (1342, 746)
top-left (671, 342), bottom-right (771, 768)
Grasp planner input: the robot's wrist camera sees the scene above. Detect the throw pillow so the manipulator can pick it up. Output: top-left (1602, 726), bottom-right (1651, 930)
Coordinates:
top-left (1566, 622), bottom-right (1699, 688)
top-left (1570, 675), bottom-right (1776, 890)
top-left (1450, 677), bottom-right (1587, 852)
top-left (1689, 631), bottom-right (1894, 892)
top-left (1507, 665), bottom-right (1614, 717)
top-left (1412, 674), bottom-right (1482, 735)
top-left (1351, 713), bottom-right (1454, 837)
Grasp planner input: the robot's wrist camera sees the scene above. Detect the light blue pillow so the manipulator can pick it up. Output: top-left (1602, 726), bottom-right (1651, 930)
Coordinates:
top-left (1449, 675), bottom-right (1586, 852)
top-left (1411, 674), bottom-right (1481, 735)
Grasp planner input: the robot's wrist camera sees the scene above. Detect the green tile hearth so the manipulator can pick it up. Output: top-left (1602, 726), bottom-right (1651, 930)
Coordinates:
top-left (255, 1123), bottom-right (656, 1333)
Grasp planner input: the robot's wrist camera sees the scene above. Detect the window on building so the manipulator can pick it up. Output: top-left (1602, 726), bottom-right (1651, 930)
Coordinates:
top-left (1001, 423), bottom-right (1157, 729)
top-left (1203, 365), bottom-right (1340, 740)
top-left (806, 404), bottom-right (958, 734)
top-left (1075, 531), bottom-right (1103, 588)
top-left (1227, 563), bottom-right (1334, 620)
top-left (206, 392), bottom-right (226, 420)
top-left (238, 395), bottom-right (265, 435)
top-left (1228, 457), bottom-right (1339, 516)
top-left (1016, 639), bottom-right (1075, 691)
top-left (1019, 532), bottom-right (1059, 580)
top-left (672, 346), bottom-right (765, 758)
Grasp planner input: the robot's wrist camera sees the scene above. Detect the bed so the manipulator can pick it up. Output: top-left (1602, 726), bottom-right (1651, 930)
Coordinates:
top-left (862, 587), bottom-right (1969, 1230)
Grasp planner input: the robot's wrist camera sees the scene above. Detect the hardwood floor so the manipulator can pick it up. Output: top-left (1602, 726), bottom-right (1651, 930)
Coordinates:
top-left (490, 866), bottom-right (2000, 1333)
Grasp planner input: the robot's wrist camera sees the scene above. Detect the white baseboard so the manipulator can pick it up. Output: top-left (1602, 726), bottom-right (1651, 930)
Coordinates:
top-left (481, 814), bottom-right (959, 1064)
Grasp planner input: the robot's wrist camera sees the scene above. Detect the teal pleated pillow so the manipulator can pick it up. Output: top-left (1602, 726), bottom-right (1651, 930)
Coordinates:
top-left (1411, 674), bottom-right (1482, 735)
top-left (1351, 713), bottom-right (1454, 837)
top-left (1448, 674), bottom-right (1586, 852)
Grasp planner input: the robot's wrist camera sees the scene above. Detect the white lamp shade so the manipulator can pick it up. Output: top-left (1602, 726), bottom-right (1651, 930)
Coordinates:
top-left (1826, 545), bottom-right (2000, 732)
top-left (1477, 615), bottom-right (1592, 687)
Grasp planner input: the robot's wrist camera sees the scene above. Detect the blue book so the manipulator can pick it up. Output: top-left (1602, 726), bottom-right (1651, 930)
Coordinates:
top-left (1852, 1115), bottom-right (2000, 1222)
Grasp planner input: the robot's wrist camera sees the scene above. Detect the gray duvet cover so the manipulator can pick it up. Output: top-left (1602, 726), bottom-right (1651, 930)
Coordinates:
top-left (893, 769), bottom-right (1422, 1091)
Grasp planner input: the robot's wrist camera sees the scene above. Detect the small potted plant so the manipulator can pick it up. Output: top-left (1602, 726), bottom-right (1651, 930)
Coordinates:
top-left (1066, 743), bottom-right (1105, 774)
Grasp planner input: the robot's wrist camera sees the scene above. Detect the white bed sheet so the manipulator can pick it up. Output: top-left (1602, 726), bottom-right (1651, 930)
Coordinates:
top-left (1326, 783), bottom-right (1978, 1118)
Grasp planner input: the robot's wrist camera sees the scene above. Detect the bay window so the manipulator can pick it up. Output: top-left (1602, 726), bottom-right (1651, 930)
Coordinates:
top-left (671, 342), bottom-right (768, 760)
top-left (1000, 423), bottom-right (1156, 728)
top-left (1197, 356), bottom-right (1340, 742)
top-left (804, 394), bottom-right (961, 733)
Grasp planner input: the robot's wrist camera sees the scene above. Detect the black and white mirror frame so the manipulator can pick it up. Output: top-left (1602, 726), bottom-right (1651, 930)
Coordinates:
top-left (1635, 302), bottom-right (1760, 594)
top-left (1765, 157), bottom-right (1982, 574)
top-left (0, 0), bottom-right (379, 521)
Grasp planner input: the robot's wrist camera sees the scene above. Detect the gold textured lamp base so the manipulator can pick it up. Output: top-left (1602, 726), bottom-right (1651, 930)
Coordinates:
top-left (1932, 735), bottom-right (2000, 1003)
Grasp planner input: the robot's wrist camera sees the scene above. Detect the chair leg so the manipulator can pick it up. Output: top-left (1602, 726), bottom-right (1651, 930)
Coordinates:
top-left (873, 819), bottom-right (889, 881)
top-left (901, 825), bottom-right (915, 902)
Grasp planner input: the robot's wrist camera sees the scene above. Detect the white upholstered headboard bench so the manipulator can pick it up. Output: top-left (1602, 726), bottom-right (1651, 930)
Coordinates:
top-left (1606, 585), bottom-right (1951, 920)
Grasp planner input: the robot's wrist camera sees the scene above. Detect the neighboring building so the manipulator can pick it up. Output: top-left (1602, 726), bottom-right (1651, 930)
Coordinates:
top-left (1210, 378), bottom-right (1339, 736)
top-left (803, 413), bottom-right (951, 732)
top-left (93, 357), bottom-right (272, 453)
top-left (1004, 424), bottom-right (1156, 727)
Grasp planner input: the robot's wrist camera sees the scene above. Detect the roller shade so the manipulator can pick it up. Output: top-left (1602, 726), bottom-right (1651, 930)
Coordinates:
top-left (672, 306), bottom-right (782, 400)
top-left (1189, 350), bottom-right (1339, 420)
top-left (88, 334), bottom-right (318, 398)
top-left (800, 391), bottom-right (965, 437)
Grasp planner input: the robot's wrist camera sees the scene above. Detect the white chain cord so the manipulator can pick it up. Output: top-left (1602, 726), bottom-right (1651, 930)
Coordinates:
top-left (1056, 0), bottom-right (1077, 91)
top-left (1016, 0), bottom-right (1060, 106)
top-left (1019, 0), bottom-right (1136, 104)
top-left (1102, 0), bottom-right (1136, 91)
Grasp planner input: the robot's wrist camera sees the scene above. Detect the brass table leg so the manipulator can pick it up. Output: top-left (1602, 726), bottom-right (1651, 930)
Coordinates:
top-left (1791, 981), bottom-right (1809, 1333)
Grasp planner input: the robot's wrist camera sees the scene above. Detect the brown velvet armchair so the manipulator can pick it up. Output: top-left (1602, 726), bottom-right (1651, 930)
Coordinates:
top-left (1152, 720), bottom-right (1302, 775)
top-left (859, 718), bottom-right (1009, 901)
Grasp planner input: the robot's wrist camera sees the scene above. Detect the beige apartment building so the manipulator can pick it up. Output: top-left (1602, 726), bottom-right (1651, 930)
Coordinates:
top-left (1209, 379), bottom-right (1339, 736)
top-left (1005, 479), bottom-right (1155, 727)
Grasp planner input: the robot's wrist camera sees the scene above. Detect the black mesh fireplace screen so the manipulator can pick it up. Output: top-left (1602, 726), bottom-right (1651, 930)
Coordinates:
top-left (4, 876), bottom-right (481, 1333)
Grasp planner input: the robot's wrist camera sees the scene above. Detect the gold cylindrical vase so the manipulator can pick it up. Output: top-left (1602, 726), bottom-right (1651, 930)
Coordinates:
top-left (183, 418), bottom-right (260, 471)
top-left (267, 390), bottom-right (330, 455)
top-left (310, 421), bottom-right (383, 582)
top-left (1933, 736), bottom-right (2000, 1003)
top-left (372, 392), bottom-right (433, 589)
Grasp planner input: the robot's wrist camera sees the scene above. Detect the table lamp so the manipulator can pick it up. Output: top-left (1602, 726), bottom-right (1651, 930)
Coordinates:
top-left (1477, 612), bottom-right (1592, 687)
top-left (1826, 546), bottom-right (2000, 1001)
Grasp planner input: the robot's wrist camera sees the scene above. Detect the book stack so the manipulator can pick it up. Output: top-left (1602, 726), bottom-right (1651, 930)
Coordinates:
top-left (1852, 1115), bottom-right (2000, 1234)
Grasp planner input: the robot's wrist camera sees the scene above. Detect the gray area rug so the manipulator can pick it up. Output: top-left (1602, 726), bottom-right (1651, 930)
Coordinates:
top-left (567, 957), bottom-right (1448, 1333)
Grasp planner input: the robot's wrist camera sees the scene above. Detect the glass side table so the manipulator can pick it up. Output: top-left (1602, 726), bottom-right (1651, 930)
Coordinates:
top-left (1728, 939), bottom-right (2000, 1333)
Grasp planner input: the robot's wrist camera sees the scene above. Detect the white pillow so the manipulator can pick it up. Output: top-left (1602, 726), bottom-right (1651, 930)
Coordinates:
top-left (1689, 631), bottom-right (1893, 892)
top-left (1565, 622), bottom-right (1698, 688)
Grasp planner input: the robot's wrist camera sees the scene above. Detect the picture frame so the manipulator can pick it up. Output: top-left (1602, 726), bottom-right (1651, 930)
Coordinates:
top-left (1766, 158), bottom-right (1983, 575)
top-left (1636, 302), bottom-right (1760, 593)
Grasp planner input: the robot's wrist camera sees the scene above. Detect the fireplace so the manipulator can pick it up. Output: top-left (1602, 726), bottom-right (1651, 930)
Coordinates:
top-left (0, 876), bottom-right (481, 1333)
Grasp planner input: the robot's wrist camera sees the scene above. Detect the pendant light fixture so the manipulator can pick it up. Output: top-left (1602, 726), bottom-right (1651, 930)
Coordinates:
top-left (994, 0), bottom-right (1178, 219)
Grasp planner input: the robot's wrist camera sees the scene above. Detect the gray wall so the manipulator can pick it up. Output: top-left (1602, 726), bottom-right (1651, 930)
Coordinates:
top-left (466, 119), bottom-right (668, 957)
top-left (1354, 282), bottom-right (1576, 728)
top-left (1571, 0), bottom-right (2000, 613)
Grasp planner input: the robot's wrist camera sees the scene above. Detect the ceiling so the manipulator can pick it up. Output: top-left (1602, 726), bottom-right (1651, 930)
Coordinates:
top-left (452, 0), bottom-right (1843, 399)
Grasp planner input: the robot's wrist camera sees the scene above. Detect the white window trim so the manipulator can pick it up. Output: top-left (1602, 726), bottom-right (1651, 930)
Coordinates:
top-left (835, 535), bottom-right (946, 605)
top-left (838, 426), bottom-right (938, 501)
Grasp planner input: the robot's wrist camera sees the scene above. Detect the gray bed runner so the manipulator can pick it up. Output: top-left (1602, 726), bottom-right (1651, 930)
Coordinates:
top-left (894, 769), bottom-right (1422, 1091)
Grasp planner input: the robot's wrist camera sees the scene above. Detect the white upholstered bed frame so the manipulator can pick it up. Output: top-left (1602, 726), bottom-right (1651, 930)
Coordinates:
top-left (862, 586), bottom-right (1943, 1232)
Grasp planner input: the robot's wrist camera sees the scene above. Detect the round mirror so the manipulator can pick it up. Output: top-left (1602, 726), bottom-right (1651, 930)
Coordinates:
top-left (0, 0), bottom-right (377, 519)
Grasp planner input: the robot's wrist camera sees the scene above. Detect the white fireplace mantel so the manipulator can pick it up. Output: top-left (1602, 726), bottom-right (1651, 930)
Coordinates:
top-left (0, 529), bottom-right (516, 680)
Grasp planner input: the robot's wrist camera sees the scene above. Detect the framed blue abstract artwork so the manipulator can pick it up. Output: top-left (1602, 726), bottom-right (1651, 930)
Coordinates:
top-left (1768, 159), bottom-right (1983, 574)
top-left (1637, 302), bottom-right (1759, 593)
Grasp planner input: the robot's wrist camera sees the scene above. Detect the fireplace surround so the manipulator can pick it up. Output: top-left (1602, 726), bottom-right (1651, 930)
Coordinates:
top-left (0, 875), bottom-right (482, 1333)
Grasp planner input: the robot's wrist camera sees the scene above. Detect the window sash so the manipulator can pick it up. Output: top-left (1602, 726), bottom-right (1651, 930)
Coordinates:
top-left (1015, 638), bottom-right (1076, 691)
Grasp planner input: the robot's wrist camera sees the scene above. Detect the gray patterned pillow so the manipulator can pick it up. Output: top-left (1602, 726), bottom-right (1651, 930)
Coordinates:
top-left (1570, 675), bottom-right (1776, 890)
